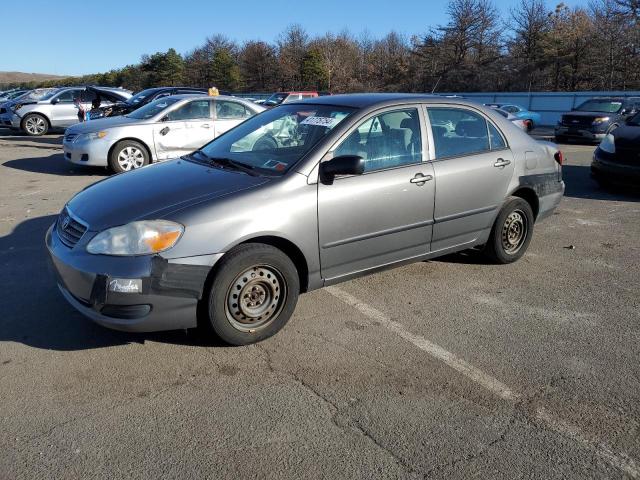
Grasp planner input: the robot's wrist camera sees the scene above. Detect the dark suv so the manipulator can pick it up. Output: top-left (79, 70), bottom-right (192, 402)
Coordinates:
top-left (555, 97), bottom-right (640, 143)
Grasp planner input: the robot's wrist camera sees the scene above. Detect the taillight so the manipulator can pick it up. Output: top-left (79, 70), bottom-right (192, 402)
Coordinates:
top-left (554, 151), bottom-right (563, 165)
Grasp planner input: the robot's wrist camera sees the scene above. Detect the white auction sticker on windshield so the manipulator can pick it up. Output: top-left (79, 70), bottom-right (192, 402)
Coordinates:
top-left (300, 116), bottom-right (340, 128)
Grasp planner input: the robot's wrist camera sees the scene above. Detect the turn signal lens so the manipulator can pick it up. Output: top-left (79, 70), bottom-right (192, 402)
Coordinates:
top-left (143, 230), bottom-right (181, 252)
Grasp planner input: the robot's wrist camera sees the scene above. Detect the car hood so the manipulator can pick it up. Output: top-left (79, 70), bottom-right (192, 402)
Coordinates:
top-left (565, 111), bottom-right (618, 118)
top-left (67, 159), bottom-right (271, 231)
top-left (613, 125), bottom-right (640, 148)
top-left (66, 115), bottom-right (143, 134)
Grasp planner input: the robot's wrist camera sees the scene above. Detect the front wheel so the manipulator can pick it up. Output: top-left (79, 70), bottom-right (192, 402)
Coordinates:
top-left (22, 113), bottom-right (49, 136)
top-left (108, 140), bottom-right (149, 173)
top-left (483, 197), bottom-right (534, 264)
top-left (204, 243), bottom-right (300, 345)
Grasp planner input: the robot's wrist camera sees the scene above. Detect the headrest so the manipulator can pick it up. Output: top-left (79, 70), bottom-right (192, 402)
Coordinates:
top-left (400, 117), bottom-right (417, 129)
top-left (455, 119), bottom-right (486, 137)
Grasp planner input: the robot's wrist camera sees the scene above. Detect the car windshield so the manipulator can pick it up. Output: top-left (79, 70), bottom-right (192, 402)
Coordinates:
top-left (196, 104), bottom-right (355, 175)
top-left (126, 97), bottom-right (181, 120)
top-left (627, 112), bottom-right (640, 126)
top-left (18, 88), bottom-right (57, 101)
top-left (6, 90), bottom-right (26, 99)
top-left (38, 89), bottom-right (65, 101)
top-left (575, 99), bottom-right (623, 113)
top-left (127, 88), bottom-right (159, 105)
top-left (264, 93), bottom-right (288, 106)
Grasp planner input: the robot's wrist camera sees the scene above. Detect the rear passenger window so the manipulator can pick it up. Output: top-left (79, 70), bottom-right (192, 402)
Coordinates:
top-left (216, 100), bottom-right (249, 119)
top-left (488, 122), bottom-right (506, 150)
top-left (334, 108), bottom-right (422, 172)
top-left (427, 108), bottom-right (490, 159)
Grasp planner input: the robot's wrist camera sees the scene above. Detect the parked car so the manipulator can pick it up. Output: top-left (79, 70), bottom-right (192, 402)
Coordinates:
top-left (47, 93), bottom-right (564, 345)
top-left (7, 86), bottom-right (132, 136)
top-left (492, 108), bottom-right (527, 131)
top-left (555, 97), bottom-right (640, 144)
top-left (63, 95), bottom-right (264, 173)
top-left (106, 86), bottom-right (211, 116)
top-left (591, 111), bottom-right (640, 188)
top-left (485, 103), bottom-right (541, 131)
top-left (0, 88), bottom-right (57, 127)
top-left (0, 89), bottom-right (28, 102)
top-left (263, 91), bottom-right (320, 107)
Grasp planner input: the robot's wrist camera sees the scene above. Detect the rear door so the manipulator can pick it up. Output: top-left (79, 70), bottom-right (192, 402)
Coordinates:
top-left (213, 99), bottom-right (253, 137)
top-left (426, 106), bottom-right (515, 252)
top-left (317, 106), bottom-right (435, 280)
top-left (153, 99), bottom-right (214, 160)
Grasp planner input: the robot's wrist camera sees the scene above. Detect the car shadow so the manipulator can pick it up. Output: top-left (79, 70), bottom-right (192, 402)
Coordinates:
top-left (562, 164), bottom-right (640, 201)
top-left (0, 215), bottom-right (225, 352)
top-left (2, 152), bottom-right (109, 177)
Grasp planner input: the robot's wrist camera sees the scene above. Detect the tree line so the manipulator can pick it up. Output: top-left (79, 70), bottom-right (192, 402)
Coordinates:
top-left (7, 0), bottom-right (640, 94)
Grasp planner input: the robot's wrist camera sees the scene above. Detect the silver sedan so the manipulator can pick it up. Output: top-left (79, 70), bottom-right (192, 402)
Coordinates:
top-left (63, 95), bottom-right (265, 173)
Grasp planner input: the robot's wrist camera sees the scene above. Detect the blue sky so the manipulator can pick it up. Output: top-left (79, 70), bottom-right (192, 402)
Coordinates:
top-left (1, 0), bottom-right (585, 76)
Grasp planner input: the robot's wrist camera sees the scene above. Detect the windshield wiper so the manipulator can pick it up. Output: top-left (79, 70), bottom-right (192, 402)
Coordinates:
top-left (190, 152), bottom-right (259, 176)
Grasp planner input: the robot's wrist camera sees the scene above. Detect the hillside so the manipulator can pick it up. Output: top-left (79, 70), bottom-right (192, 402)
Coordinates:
top-left (0, 71), bottom-right (68, 86)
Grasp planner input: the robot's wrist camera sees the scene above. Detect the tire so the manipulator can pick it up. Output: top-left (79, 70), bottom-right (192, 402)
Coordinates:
top-left (108, 140), bottom-right (150, 173)
top-left (21, 113), bottom-right (49, 136)
top-left (204, 243), bottom-right (300, 346)
top-left (483, 197), bottom-right (535, 264)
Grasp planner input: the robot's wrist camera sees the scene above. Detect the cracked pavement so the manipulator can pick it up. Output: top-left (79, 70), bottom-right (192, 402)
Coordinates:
top-left (1, 130), bottom-right (639, 479)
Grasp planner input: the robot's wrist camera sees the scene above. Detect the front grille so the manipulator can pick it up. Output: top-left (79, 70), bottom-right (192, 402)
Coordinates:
top-left (56, 208), bottom-right (88, 248)
top-left (64, 133), bottom-right (78, 143)
top-left (561, 115), bottom-right (592, 127)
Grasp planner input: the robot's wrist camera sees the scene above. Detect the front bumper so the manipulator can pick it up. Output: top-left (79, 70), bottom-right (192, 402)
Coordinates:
top-left (46, 224), bottom-right (222, 332)
top-left (63, 136), bottom-right (112, 167)
top-left (555, 125), bottom-right (606, 142)
top-left (591, 149), bottom-right (640, 186)
top-left (0, 111), bottom-right (20, 128)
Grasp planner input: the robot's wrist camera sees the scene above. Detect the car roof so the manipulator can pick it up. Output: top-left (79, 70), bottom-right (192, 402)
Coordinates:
top-left (288, 92), bottom-right (470, 109)
top-left (165, 94), bottom-right (255, 103)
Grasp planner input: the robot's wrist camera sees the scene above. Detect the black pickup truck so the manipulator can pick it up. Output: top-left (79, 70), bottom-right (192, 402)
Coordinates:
top-left (555, 97), bottom-right (640, 143)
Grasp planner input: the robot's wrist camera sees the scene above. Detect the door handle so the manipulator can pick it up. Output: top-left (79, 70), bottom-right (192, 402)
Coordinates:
top-left (494, 158), bottom-right (511, 167)
top-left (160, 127), bottom-right (170, 136)
top-left (410, 173), bottom-right (433, 185)
top-left (201, 124), bottom-right (211, 128)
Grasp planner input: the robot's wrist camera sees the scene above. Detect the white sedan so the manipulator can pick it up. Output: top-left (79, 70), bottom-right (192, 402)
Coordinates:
top-left (63, 95), bottom-right (265, 173)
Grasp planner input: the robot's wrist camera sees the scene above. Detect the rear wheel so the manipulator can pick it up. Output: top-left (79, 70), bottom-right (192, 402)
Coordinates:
top-left (22, 113), bottom-right (49, 136)
top-left (484, 197), bottom-right (534, 264)
top-left (108, 140), bottom-right (149, 173)
top-left (204, 243), bottom-right (300, 345)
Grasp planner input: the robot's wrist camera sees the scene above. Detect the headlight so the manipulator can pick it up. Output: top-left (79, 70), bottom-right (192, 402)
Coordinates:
top-left (599, 133), bottom-right (616, 154)
top-left (86, 220), bottom-right (184, 255)
top-left (79, 131), bottom-right (108, 141)
top-left (592, 117), bottom-right (610, 125)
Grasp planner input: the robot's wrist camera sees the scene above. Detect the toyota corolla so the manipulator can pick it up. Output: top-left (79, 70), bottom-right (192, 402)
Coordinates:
top-left (47, 94), bottom-right (564, 345)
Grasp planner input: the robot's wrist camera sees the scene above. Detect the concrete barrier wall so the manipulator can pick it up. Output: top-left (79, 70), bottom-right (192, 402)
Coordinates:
top-left (235, 91), bottom-right (640, 127)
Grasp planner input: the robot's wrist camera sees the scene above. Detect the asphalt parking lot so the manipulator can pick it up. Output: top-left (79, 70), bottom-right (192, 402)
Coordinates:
top-left (1, 129), bottom-right (639, 479)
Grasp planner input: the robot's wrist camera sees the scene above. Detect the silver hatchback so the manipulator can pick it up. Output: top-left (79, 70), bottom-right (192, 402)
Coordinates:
top-left (47, 94), bottom-right (564, 345)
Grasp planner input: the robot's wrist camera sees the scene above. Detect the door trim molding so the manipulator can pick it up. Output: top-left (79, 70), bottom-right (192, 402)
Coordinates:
top-left (322, 219), bottom-right (435, 249)
top-left (434, 205), bottom-right (497, 224)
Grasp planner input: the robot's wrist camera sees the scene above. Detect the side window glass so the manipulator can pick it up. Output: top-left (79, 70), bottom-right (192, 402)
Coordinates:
top-left (216, 100), bottom-right (247, 120)
top-left (334, 108), bottom-right (422, 173)
top-left (488, 122), bottom-right (506, 150)
top-left (166, 100), bottom-right (211, 121)
top-left (55, 90), bottom-right (77, 103)
top-left (427, 108), bottom-right (489, 159)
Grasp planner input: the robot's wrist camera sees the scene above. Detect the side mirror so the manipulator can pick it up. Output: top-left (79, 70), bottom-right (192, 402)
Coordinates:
top-left (160, 116), bottom-right (169, 122)
top-left (320, 155), bottom-right (364, 184)
top-left (50, 98), bottom-right (59, 105)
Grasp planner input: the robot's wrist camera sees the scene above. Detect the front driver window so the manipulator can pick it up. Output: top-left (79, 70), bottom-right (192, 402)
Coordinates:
top-left (55, 90), bottom-right (79, 103)
top-left (428, 108), bottom-right (490, 159)
top-left (166, 100), bottom-right (211, 121)
top-left (334, 108), bottom-right (422, 173)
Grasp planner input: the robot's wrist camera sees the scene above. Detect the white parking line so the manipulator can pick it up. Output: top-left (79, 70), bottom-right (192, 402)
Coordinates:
top-left (325, 286), bottom-right (640, 479)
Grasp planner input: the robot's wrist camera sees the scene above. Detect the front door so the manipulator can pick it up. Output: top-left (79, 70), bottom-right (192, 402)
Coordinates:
top-left (318, 107), bottom-right (435, 280)
top-left (153, 99), bottom-right (214, 160)
top-left (52, 89), bottom-right (83, 127)
top-left (426, 106), bottom-right (515, 252)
